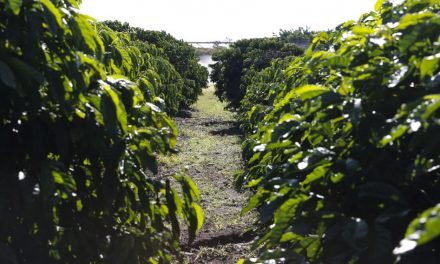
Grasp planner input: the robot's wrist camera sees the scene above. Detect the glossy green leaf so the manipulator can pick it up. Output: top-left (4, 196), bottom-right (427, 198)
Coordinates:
top-left (192, 203), bottom-right (204, 231)
top-left (422, 94), bottom-right (440, 119)
top-left (74, 14), bottom-right (104, 54)
top-left (241, 189), bottom-right (267, 215)
top-left (302, 164), bottom-right (330, 185)
top-left (281, 232), bottom-right (304, 243)
top-left (394, 204), bottom-right (440, 255)
top-left (292, 85), bottom-right (331, 101)
top-left (378, 125), bottom-right (408, 147)
top-left (6, 0), bottom-right (22, 15)
top-left (52, 171), bottom-right (64, 184)
top-left (182, 175), bottom-right (200, 201)
top-left (102, 82), bottom-right (128, 134)
top-left (276, 85), bottom-right (330, 110)
top-left (352, 26), bottom-right (375, 36)
top-left (40, 0), bottom-right (63, 28)
top-left (375, 0), bottom-right (385, 11)
top-left (398, 12), bottom-right (433, 30)
top-left (420, 54), bottom-right (440, 78)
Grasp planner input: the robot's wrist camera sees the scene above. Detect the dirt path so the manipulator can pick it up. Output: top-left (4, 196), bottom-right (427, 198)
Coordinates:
top-left (159, 86), bottom-right (255, 263)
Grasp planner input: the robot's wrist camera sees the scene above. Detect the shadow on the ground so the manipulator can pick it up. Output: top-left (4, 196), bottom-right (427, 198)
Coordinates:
top-left (175, 108), bottom-right (195, 118)
top-left (210, 125), bottom-right (241, 136)
top-left (201, 120), bottom-right (242, 136)
top-left (182, 228), bottom-right (256, 250)
top-left (202, 120), bottom-right (236, 127)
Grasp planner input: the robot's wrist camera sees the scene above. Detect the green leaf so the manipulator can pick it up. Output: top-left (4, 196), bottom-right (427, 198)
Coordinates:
top-left (422, 94), bottom-right (440, 119)
top-left (398, 12), bottom-right (433, 30)
top-left (0, 61), bottom-right (16, 88)
top-left (394, 204), bottom-right (440, 255)
top-left (246, 177), bottom-right (263, 188)
top-left (375, 0), bottom-right (385, 12)
top-left (166, 181), bottom-right (181, 239)
top-left (326, 55), bottom-right (350, 68)
top-left (305, 237), bottom-right (321, 258)
top-left (241, 189), bottom-right (267, 215)
top-left (293, 85), bottom-right (330, 101)
top-left (76, 200), bottom-right (83, 211)
top-left (187, 202), bottom-right (204, 242)
top-left (302, 164), bottom-right (330, 185)
top-left (172, 190), bottom-right (183, 215)
top-left (276, 85), bottom-right (330, 110)
top-left (261, 196), bottom-right (307, 244)
top-left (52, 170), bottom-right (64, 184)
top-left (420, 54), bottom-right (440, 78)
top-left (182, 175), bottom-right (200, 201)
top-left (352, 26), bottom-right (375, 36)
top-left (76, 52), bottom-right (106, 79)
top-left (192, 203), bottom-right (204, 231)
top-left (73, 14), bottom-right (104, 54)
top-left (337, 77), bottom-right (354, 96)
top-left (102, 83), bottom-right (128, 134)
top-left (6, 0), bottom-right (22, 15)
top-left (40, 0), bottom-right (63, 28)
top-left (330, 173), bottom-right (344, 183)
top-left (278, 113), bottom-right (302, 124)
top-left (281, 232), bottom-right (304, 243)
top-left (66, 0), bottom-right (79, 9)
top-left (274, 197), bottom-right (302, 227)
top-left (378, 125), bottom-right (408, 147)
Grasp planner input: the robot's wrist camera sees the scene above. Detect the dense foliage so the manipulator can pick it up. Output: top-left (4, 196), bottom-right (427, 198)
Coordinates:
top-left (97, 24), bottom-right (185, 115)
top-left (278, 27), bottom-right (315, 48)
top-left (210, 36), bottom-right (304, 109)
top-left (234, 0), bottom-right (440, 263)
top-left (103, 20), bottom-right (209, 110)
top-left (238, 57), bottom-right (292, 134)
top-left (0, 0), bottom-right (204, 263)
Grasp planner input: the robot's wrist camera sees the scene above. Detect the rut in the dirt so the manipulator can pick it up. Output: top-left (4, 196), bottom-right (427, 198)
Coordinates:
top-left (158, 86), bottom-right (256, 263)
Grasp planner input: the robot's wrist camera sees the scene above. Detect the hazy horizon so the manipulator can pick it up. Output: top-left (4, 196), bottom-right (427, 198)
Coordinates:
top-left (80, 0), bottom-right (378, 42)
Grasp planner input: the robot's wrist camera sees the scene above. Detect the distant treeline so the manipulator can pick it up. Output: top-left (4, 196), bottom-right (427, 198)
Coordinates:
top-left (195, 27), bottom-right (315, 57)
top-left (195, 46), bottom-right (227, 56)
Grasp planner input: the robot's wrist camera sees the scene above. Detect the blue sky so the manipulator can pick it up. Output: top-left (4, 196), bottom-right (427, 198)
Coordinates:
top-left (80, 0), bottom-right (378, 41)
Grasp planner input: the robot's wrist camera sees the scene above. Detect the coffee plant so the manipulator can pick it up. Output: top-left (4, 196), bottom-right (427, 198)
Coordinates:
top-left (97, 23), bottom-right (187, 115)
top-left (210, 37), bottom-right (304, 109)
top-left (103, 20), bottom-right (209, 111)
top-left (234, 0), bottom-right (440, 263)
top-left (0, 0), bottom-right (204, 263)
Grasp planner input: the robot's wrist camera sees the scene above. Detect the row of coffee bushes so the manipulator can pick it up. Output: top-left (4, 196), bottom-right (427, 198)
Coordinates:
top-left (103, 20), bottom-right (209, 111)
top-left (231, 0), bottom-right (440, 263)
top-left (0, 1), bottom-right (204, 263)
top-left (210, 36), bottom-right (305, 109)
top-left (97, 24), bottom-right (186, 114)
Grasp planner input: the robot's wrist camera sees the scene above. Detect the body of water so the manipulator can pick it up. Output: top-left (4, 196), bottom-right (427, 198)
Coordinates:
top-left (199, 54), bottom-right (214, 82)
top-left (193, 43), bottom-right (229, 83)
top-left (199, 54), bottom-right (214, 69)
